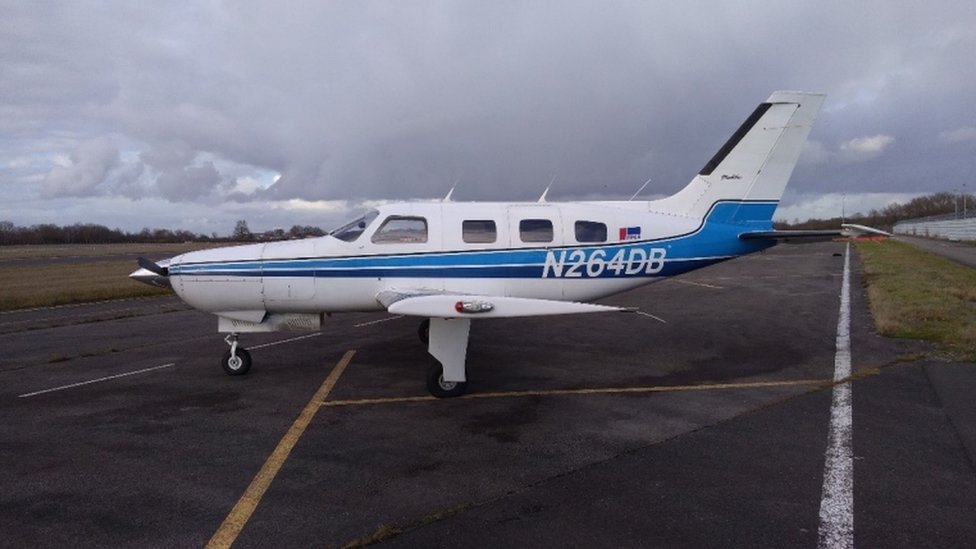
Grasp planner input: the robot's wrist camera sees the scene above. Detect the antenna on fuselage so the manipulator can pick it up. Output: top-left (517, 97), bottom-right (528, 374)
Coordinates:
top-left (443, 179), bottom-right (459, 202)
top-left (537, 175), bottom-right (557, 203)
top-left (629, 178), bottom-right (652, 201)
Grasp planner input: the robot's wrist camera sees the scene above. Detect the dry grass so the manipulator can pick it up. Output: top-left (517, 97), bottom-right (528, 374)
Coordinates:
top-left (0, 260), bottom-right (169, 310)
top-left (0, 242), bottom-right (220, 260)
top-left (856, 239), bottom-right (976, 360)
top-left (0, 243), bottom-right (220, 311)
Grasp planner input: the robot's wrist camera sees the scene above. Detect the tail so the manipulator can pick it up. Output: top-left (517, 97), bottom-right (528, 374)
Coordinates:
top-left (650, 91), bottom-right (825, 223)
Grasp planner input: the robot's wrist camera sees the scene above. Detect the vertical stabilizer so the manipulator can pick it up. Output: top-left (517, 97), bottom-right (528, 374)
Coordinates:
top-left (650, 91), bottom-right (825, 222)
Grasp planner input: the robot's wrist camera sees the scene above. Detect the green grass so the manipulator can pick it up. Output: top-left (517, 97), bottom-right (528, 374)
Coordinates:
top-left (856, 239), bottom-right (976, 361)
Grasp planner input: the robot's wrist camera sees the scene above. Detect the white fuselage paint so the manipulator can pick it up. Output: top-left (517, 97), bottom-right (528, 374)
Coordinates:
top-left (164, 200), bottom-right (766, 324)
top-left (817, 242), bottom-right (854, 549)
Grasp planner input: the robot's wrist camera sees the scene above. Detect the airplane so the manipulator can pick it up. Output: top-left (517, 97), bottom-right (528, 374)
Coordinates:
top-left (132, 90), bottom-right (862, 398)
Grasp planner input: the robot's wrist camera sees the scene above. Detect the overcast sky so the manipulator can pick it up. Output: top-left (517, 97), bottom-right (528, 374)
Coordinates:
top-left (2, 1), bottom-right (974, 234)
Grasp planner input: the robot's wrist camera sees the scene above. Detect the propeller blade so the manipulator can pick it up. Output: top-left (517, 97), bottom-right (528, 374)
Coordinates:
top-left (137, 256), bottom-right (168, 276)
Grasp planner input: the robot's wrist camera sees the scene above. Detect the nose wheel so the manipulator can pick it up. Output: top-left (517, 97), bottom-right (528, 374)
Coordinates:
top-left (221, 333), bottom-right (252, 376)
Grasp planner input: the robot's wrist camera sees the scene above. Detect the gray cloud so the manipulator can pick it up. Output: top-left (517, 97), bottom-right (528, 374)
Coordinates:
top-left (3, 1), bottom-right (976, 230)
top-left (41, 137), bottom-right (119, 198)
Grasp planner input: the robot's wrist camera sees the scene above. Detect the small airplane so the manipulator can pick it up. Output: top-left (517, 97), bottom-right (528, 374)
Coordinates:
top-left (132, 90), bottom-right (874, 398)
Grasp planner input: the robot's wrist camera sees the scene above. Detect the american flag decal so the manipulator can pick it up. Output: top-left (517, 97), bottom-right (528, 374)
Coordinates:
top-left (619, 226), bottom-right (641, 240)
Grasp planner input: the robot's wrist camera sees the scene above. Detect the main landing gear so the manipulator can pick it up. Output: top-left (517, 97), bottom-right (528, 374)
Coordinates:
top-left (221, 333), bottom-right (252, 376)
top-left (420, 317), bottom-right (471, 399)
top-left (426, 361), bottom-right (466, 398)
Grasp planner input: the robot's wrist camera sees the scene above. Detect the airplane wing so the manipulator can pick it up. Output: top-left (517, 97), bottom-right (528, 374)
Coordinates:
top-left (738, 223), bottom-right (891, 242)
top-left (376, 289), bottom-right (632, 318)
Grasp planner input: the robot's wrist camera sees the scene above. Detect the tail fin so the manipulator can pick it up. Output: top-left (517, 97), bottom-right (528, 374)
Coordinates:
top-left (650, 91), bottom-right (825, 223)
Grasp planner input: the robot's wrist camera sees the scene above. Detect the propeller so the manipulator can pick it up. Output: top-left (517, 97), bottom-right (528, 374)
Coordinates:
top-left (131, 257), bottom-right (171, 289)
top-left (137, 256), bottom-right (168, 276)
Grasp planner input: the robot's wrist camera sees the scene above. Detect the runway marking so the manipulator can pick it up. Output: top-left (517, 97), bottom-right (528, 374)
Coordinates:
top-left (17, 363), bottom-right (175, 398)
top-left (320, 378), bottom-right (831, 407)
top-left (205, 350), bottom-right (355, 549)
top-left (635, 311), bottom-right (668, 323)
top-left (354, 315), bottom-right (404, 328)
top-left (671, 279), bottom-right (724, 289)
top-left (818, 242), bottom-right (854, 549)
top-left (249, 332), bottom-right (323, 350)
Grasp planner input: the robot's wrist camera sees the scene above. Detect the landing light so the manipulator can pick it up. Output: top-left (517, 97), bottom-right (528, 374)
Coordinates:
top-left (454, 300), bottom-right (494, 314)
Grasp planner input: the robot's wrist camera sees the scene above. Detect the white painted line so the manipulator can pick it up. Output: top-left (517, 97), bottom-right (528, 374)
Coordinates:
top-left (635, 310), bottom-right (667, 324)
top-left (250, 332), bottom-right (323, 350)
top-left (18, 363), bottom-right (176, 398)
top-left (354, 315), bottom-right (404, 328)
top-left (672, 279), bottom-right (724, 290)
top-left (817, 242), bottom-right (854, 549)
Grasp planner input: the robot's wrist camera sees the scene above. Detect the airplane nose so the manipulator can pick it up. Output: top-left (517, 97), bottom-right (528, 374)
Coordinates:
top-left (130, 257), bottom-right (172, 289)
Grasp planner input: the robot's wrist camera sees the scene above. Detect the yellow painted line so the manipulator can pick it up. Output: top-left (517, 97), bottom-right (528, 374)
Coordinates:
top-left (321, 378), bottom-right (832, 408)
top-left (205, 350), bottom-right (356, 549)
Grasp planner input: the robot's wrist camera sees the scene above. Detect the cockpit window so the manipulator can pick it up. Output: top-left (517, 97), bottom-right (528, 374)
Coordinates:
top-left (371, 216), bottom-right (428, 244)
top-left (330, 210), bottom-right (379, 242)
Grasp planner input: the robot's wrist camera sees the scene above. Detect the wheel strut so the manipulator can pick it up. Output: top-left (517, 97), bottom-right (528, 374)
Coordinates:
top-left (224, 333), bottom-right (240, 360)
top-left (221, 332), bottom-right (252, 376)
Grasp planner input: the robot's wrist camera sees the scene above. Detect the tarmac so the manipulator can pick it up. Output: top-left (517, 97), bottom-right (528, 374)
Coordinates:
top-left (896, 234), bottom-right (976, 269)
top-left (1, 241), bottom-right (974, 548)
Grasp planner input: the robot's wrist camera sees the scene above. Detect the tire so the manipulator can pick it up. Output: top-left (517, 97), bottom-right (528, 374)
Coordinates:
top-left (221, 348), bottom-right (252, 376)
top-left (426, 360), bottom-right (467, 398)
top-left (418, 318), bottom-right (430, 345)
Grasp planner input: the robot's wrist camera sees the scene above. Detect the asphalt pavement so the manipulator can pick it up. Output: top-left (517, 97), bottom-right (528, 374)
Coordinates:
top-left (1, 241), bottom-right (973, 548)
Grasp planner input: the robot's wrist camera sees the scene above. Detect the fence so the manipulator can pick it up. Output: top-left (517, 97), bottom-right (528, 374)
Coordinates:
top-left (893, 210), bottom-right (976, 241)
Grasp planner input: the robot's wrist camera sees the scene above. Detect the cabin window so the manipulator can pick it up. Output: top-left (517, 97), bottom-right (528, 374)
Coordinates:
top-left (462, 220), bottom-right (497, 243)
top-left (371, 216), bottom-right (428, 244)
top-left (575, 221), bottom-right (607, 243)
top-left (519, 219), bottom-right (553, 243)
top-left (330, 210), bottom-right (379, 242)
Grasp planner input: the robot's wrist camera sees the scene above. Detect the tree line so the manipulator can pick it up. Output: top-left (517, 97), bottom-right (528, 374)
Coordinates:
top-left (0, 219), bottom-right (326, 246)
top-left (775, 191), bottom-right (974, 231)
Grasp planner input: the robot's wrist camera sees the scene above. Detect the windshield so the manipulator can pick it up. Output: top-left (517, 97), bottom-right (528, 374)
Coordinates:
top-left (329, 210), bottom-right (379, 242)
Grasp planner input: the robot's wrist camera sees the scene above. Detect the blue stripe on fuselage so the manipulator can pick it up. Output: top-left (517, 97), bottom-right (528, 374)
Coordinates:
top-left (170, 201), bottom-right (777, 280)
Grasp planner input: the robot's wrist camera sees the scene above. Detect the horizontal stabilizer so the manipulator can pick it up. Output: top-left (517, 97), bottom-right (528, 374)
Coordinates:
top-left (841, 223), bottom-right (892, 237)
top-left (739, 223), bottom-right (891, 242)
top-left (738, 229), bottom-right (842, 242)
top-left (382, 292), bottom-right (630, 318)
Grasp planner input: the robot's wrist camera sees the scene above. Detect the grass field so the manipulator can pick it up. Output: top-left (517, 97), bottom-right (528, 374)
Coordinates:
top-left (856, 239), bottom-right (976, 361)
top-left (0, 243), bottom-right (220, 311)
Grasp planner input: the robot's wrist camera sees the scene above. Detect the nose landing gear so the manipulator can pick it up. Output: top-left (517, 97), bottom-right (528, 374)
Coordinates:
top-left (221, 333), bottom-right (252, 376)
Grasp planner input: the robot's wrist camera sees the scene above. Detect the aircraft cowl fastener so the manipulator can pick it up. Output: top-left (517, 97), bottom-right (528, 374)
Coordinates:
top-left (455, 300), bottom-right (494, 314)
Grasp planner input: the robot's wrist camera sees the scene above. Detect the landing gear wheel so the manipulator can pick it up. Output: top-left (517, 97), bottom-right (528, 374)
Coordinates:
top-left (426, 360), bottom-right (467, 398)
top-left (221, 348), bottom-right (252, 376)
top-left (418, 318), bottom-right (430, 344)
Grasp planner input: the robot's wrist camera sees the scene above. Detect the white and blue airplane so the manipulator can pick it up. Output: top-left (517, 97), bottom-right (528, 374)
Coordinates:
top-left (133, 90), bottom-right (858, 398)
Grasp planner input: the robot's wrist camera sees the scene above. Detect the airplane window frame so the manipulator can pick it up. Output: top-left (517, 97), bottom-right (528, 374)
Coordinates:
top-left (574, 220), bottom-right (608, 243)
top-left (371, 216), bottom-right (429, 244)
top-left (519, 219), bottom-right (554, 243)
top-left (462, 220), bottom-right (498, 243)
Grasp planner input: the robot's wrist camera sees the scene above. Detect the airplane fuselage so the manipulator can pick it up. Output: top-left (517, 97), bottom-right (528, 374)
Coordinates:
top-left (165, 199), bottom-right (775, 323)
